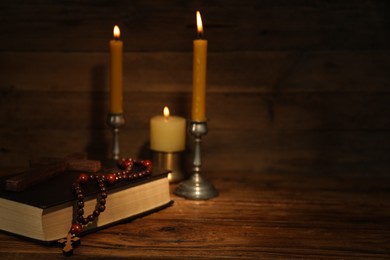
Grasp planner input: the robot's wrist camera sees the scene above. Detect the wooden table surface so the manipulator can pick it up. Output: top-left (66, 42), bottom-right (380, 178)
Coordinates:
top-left (0, 169), bottom-right (389, 259)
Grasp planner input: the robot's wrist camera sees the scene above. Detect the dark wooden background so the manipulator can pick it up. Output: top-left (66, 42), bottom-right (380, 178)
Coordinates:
top-left (0, 0), bottom-right (389, 174)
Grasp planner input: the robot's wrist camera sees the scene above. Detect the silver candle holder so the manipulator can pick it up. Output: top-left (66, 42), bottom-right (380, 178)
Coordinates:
top-left (174, 121), bottom-right (218, 200)
top-left (107, 113), bottom-right (125, 160)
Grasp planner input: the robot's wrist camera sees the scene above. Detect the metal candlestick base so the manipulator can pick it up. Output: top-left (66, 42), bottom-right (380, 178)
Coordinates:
top-left (174, 121), bottom-right (218, 200)
top-left (152, 151), bottom-right (186, 183)
top-left (107, 113), bottom-right (125, 160)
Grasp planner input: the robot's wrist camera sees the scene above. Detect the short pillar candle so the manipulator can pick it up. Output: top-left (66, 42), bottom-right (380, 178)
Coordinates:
top-left (150, 107), bottom-right (186, 152)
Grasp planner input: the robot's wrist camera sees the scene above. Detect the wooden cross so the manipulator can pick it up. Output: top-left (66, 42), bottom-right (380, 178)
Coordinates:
top-left (29, 152), bottom-right (101, 172)
top-left (58, 232), bottom-right (81, 256)
top-left (5, 152), bottom-right (101, 192)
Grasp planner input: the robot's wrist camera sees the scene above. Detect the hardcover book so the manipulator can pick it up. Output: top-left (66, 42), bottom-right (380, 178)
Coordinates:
top-left (0, 169), bottom-right (172, 243)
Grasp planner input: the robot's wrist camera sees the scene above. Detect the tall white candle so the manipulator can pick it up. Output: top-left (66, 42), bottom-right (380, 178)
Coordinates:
top-left (150, 107), bottom-right (186, 152)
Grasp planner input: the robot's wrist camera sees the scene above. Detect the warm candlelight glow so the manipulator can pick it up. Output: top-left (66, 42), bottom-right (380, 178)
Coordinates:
top-left (196, 11), bottom-right (203, 37)
top-left (113, 25), bottom-right (120, 39)
top-left (163, 106), bottom-right (170, 120)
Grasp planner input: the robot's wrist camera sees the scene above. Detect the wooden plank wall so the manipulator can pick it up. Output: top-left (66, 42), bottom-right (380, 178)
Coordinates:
top-left (0, 0), bottom-right (389, 174)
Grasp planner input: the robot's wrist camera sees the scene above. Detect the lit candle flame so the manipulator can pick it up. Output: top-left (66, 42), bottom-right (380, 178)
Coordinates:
top-left (113, 25), bottom-right (120, 40)
top-left (196, 11), bottom-right (203, 38)
top-left (163, 106), bottom-right (170, 120)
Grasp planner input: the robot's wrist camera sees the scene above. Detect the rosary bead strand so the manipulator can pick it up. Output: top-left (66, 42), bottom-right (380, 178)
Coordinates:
top-left (60, 158), bottom-right (152, 256)
top-left (70, 158), bottom-right (152, 234)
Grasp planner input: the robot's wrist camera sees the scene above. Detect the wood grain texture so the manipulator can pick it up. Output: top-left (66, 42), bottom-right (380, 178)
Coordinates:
top-left (0, 0), bottom-right (389, 52)
top-left (0, 170), bottom-right (389, 259)
top-left (2, 90), bottom-right (390, 129)
top-left (1, 50), bottom-right (389, 170)
top-left (1, 51), bottom-right (390, 92)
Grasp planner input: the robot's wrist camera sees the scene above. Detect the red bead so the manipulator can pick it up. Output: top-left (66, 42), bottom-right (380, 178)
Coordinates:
top-left (143, 160), bottom-right (152, 168)
top-left (77, 201), bottom-right (84, 208)
top-left (119, 158), bottom-right (133, 169)
top-left (77, 193), bottom-right (84, 201)
top-left (87, 214), bottom-right (95, 222)
top-left (70, 223), bottom-right (83, 234)
top-left (93, 210), bottom-right (100, 217)
top-left (106, 173), bottom-right (117, 184)
top-left (77, 216), bottom-right (84, 223)
top-left (77, 209), bottom-right (84, 216)
top-left (78, 173), bottom-right (89, 183)
top-left (80, 217), bottom-right (88, 225)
